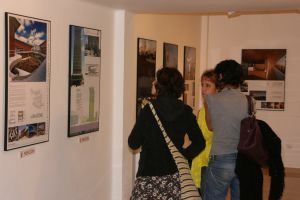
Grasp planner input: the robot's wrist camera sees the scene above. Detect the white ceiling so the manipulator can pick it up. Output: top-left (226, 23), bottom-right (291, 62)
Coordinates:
top-left (80, 0), bottom-right (300, 15)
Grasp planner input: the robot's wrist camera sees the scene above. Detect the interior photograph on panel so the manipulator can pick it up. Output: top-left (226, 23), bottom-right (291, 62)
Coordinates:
top-left (1, 0), bottom-right (300, 200)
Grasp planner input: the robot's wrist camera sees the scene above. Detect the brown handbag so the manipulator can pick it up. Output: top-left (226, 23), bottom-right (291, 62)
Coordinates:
top-left (238, 95), bottom-right (269, 166)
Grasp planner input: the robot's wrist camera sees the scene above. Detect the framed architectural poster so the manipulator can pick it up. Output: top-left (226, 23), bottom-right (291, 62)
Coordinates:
top-left (183, 46), bottom-right (196, 110)
top-left (136, 38), bottom-right (156, 117)
top-left (68, 25), bottom-right (101, 137)
top-left (4, 13), bottom-right (51, 150)
top-left (163, 42), bottom-right (178, 68)
top-left (241, 49), bottom-right (286, 110)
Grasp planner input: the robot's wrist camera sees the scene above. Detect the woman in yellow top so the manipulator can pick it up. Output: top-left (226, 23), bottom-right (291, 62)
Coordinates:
top-left (191, 69), bottom-right (218, 194)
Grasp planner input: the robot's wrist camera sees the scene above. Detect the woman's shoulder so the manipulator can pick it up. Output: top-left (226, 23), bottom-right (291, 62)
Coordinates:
top-left (182, 102), bottom-right (193, 112)
top-left (137, 100), bottom-right (153, 119)
top-left (181, 105), bottom-right (197, 120)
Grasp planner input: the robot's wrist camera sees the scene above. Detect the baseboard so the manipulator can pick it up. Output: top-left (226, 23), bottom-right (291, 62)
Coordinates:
top-left (285, 167), bottom-right (300, 178)
top-left (262, 167), bottom-right (300, 178)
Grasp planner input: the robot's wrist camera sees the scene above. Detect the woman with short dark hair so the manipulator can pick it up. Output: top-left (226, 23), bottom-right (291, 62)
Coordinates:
top-left (129, 67), bottom-right (205, 199)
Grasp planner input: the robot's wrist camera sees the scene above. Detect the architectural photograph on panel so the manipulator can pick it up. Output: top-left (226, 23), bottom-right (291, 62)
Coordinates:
top-left (4, 12), bottom-right (51, 150)
top-left (183, 46), bottom-right (196, 110)
top-left (163, 42), bottom-right (178, 68)
top-left (68, 25), bottom-right (101, 137)
top-left (136, 38), bottom-right (156, 117)
top-left (241, 49), bottom-right (286, 111)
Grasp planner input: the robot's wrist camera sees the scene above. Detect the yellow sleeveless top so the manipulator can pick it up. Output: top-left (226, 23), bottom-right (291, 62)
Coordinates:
top-left (191, 106), bottom-right (214, 188)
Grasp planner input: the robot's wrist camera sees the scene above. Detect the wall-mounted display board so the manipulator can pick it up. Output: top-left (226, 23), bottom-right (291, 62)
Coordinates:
top-left (136, 38), bottom-right (156, 117)
top-left (4, 12), bottom-right (51, 150)
top-left (163, 42), bottom-right (178, 68)
top-left (241, 49), bottom-right (286, 111)
top-left (68, 25), bottom-right (101, 137)
top-left (183, 46), bottom-right (196, 110)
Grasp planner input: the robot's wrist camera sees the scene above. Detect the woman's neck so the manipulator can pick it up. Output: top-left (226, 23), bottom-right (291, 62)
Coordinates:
top-left (219, 84), bottom-right (239, 91)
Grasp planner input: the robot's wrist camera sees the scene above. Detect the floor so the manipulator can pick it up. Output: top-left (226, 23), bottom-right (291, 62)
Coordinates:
top-left (224, 168), bottom-right (300, 200)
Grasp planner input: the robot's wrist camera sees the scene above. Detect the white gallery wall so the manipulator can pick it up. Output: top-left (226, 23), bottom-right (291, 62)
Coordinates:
top-left (0, 0), bottom-right (119, 199)
top-left (2, 1), bottom-right (300, 199)
top-left (203, 14), bottom-right (300, 168)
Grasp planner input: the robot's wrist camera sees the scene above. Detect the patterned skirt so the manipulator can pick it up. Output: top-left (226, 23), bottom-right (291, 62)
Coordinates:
top-left (130, 172), bottom-right (180, 200)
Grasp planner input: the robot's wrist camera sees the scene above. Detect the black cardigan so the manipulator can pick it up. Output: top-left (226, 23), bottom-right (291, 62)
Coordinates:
top-left (236, 119), bottom-right (285, 200)
top-left (128, 97), bottom-right (205, 177)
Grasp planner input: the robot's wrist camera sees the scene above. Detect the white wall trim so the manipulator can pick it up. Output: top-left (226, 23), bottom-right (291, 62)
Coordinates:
top-left (111, 9), bottom-right (125, 200)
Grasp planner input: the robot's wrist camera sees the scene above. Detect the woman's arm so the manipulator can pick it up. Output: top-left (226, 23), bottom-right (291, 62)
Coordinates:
top-left (128, 106), bottom-right (147, 150)
top-left (204, 96), bottom-right (213, 131)
top-left (181, 112), bottom-right (206, 159)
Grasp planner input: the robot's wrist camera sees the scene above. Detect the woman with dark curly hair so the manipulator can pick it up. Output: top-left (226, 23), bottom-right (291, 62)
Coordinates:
top-left (129, 67), bottom-right (205, 199)
top-left (202, 60), bottom-right (248, 200)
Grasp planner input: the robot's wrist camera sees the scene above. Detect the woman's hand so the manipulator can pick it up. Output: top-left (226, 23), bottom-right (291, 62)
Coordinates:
top-left (182, 133), bottom-right (192, 149)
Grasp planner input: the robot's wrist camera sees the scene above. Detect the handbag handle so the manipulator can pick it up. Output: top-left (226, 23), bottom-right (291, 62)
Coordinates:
top-left (246, 95), bottom-right (256, 117)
